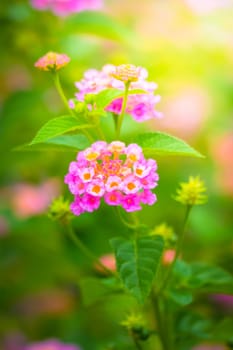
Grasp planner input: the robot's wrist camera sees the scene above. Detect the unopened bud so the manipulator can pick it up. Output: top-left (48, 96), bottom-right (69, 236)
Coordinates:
top-left (48, 196), bottom-right (72, 223)
top-left (174, 176), bottom-right (207, 206)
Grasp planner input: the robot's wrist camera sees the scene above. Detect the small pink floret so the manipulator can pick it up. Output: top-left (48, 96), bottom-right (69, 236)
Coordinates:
top-left (121, 194), bottom-right (142, 212)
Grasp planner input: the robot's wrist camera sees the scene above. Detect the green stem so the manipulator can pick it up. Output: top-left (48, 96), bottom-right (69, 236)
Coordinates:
top-left (131, 332), bottom-right (143, 350)
top-left (116, 81), bottom-right (130, 138)
top-left (158, 205), bottom-right (192, 293)
top-left (52, 72), bottom-right (72, 115)
top-left (66, 224), bottom-right (113, 275)
top-left (114, 207), bottom-right (138, 230)
top-left (152, 295), bottom-right (169, 350)
top-left (52, 72), bottom-right (94, 143)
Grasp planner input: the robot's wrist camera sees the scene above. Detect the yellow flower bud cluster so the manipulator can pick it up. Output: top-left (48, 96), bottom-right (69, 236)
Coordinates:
top-left (174, 176), bottom-right (207, 206)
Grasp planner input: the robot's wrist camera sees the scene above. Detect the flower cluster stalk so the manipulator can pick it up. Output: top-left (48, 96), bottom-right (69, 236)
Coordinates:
top-left (116, 81), bottom-right (130, 138)
top-left (52, 72), bottom-right (94, 143)
top-left (66, 224), bottom-right (114, 275)
top-left (158, 205), bottom-right (192, 293)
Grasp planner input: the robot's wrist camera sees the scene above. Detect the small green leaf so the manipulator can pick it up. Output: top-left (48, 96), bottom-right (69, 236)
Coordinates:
top-left (188, 263), bottom-right (233, 293)
top-left (46, 134), bottom-right (89, 149)
top-left (95, 88), bottom-right (147, 109)
top-left (173, 260), bottom-right (192, 282)
top-left (30, 115), bottom-right (93, 145)
top-left (14, 134), bottom-right (89, 152)
top-left (111, 235), bottom-right (164, 304)
top-left (135, 132), bottom-right (204, 158)
top-left (167, 288), bottom-right (193, 306)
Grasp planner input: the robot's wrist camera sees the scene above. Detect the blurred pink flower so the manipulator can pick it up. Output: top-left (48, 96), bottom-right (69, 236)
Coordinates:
top-left (186, 0), bottom-right (232, 14)
top-left (30, 0), bottom-right (102, 16)
top-left (0, 215), bottom-right (9, 237)
top-left (1, 331), bottom-right (26, 350)
top-left (100, 254), bottom-right (116, 271)
top-left (17, 289), bottom-right (76, 317)
top-left (210, 293), bottom-right (233, 312)
top-left (24, 339), bottom-right (81, 350)
top-left (10, 179), bottom-right (61, 218)
top-left (162, 249), bottom-right (176, 265)
top-left (210, 132), bottom-right (233, 196)
top-left (192, 344), bottom-right (228, 350)
top-left (155, 86), bottom-right (209, 140)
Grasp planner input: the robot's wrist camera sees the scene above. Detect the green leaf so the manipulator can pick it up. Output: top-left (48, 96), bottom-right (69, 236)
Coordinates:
top-left (135, 132), bottom-right (204, 158)
top-left (176, 312), bottom-right (213, 339)
top-left (14, 134), bottom-right (89, 152)
top-left (30, 115), bottom-right (93, 145)
top-left (167, 288), bottom-right (193, 306)
top-left (95, 88), bottom-right (147, 109)
top-left (66, 11), bottom-right (132, 43)
top-left (46, 134), bottom-right (89, 149)
top-left (173, 260), bottom-right (192, 282)
top-left (111, 235), bottom-right (164, 304)
top-left (188, 262), bottom-right (233, 293)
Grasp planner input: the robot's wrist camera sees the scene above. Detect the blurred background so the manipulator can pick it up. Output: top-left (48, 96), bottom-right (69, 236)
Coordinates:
top-left (0, 0), bottom-right (233, 349)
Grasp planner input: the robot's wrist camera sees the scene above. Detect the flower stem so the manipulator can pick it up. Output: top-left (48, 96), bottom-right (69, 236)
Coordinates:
top-left (158, 205), bottom-right (192, 293)
top-left (116, 81), bottom-right (130, 138)
top-left (66, 224), bottom-right (113, 275)
top-left (152, 295), bottom-right (170, 350)
top-left (52, 72), bottom-right (94, 143)
top-left (131, 332), bottom-right (143, 350)
top-left (52, 72), bottom-right (72, 115)
top-left (114, 207), bottom-right (138, 230)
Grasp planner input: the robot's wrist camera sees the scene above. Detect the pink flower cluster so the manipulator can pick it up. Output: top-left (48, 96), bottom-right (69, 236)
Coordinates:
top-left (74, 64), bottom-right (162, 122)
top-left (35, 52), bottom-right (70, 71)
top-left (65, 141), bottom-right (159, 215)
top-left (30, 0), bottom-right (102, 17)
top-left (24, 339), bottom-right (81, 350)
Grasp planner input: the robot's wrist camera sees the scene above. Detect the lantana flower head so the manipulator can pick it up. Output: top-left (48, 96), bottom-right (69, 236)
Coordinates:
top-left (30, 0), bottom-right (102, 17)
top-left (24, 339), bottom-right (81, 350)
top-left (111, 64), bottom-right (143, 83)
top-left (73, 64), bottom-right (162, 122)
top-left (35, 52), bottom-right (70, 71)
top-left (65, 141), bottom-right (159, 215)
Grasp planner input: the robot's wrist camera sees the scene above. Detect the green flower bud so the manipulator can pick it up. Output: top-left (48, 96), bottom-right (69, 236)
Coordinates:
top-left (84, 93), bottom-right (96, 105)
top-left (48, 196), bottom-right (72, 223)
top-left (174, 176), bottom-right (207, 206)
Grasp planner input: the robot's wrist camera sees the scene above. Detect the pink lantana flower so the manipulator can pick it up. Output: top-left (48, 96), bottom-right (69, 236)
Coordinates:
top-left (30, 0), bottom-right (102, 17)
top-left (35, 52), bottom-right (70, 71)
top-left (65, 141), bottom-right (159, 215)
top-left (73, 64), bottom-right (162, 123)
